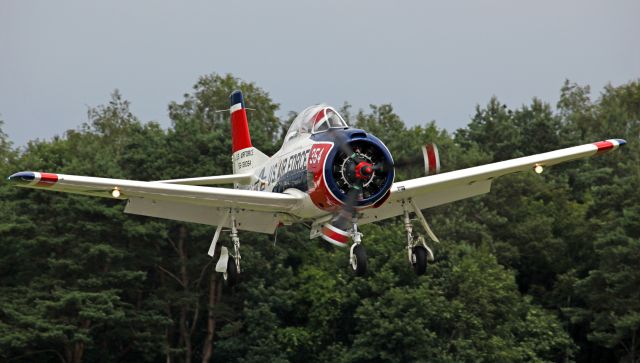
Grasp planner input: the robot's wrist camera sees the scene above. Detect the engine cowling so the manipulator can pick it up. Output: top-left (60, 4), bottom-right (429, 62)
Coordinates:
top-left (307, 129), bottom-right (395, 213)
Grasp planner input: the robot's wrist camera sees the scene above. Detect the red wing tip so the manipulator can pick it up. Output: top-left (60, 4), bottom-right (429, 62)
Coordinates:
top-left (593, 139), bottom-right (626, 153)
top-left (7, 171), bottom-right (58, 186)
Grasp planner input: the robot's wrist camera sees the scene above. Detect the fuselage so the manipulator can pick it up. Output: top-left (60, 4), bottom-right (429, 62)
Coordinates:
top-left (237, 105), bottom-right (395, 217)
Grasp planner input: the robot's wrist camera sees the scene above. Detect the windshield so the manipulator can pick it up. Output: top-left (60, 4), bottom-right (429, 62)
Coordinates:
top-left (312, 108), bottom-right (347, 133)
top-left (284, 105), bottom-right (348, 142)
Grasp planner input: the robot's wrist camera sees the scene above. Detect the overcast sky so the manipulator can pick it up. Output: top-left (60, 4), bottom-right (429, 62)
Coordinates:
top-left (1, 0), bottom-right (638, 146)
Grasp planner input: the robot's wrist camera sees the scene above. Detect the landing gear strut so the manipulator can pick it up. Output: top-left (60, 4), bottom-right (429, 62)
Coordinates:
top-left (226, 212), bottom-right (242, 285)
top-left (212, 210), bottom-right (242, 286)
top-left (349, 222), bottom-right (367, 276)
top-left (403, 200), bottom-right (435, 276)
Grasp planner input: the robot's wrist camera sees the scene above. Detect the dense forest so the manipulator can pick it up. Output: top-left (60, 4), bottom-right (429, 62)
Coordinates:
top-left (0, 74), bottom-right (638, 363)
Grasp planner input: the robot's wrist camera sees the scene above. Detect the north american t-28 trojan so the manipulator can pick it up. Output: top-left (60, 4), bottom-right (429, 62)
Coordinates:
top-left (8, 91), bottom-right (626, 284)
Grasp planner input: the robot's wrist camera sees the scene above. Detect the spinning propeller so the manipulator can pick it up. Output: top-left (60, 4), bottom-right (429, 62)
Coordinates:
top-left (321, 130), bottom-right (440, 247)
top-left (324, 130), bottom-right (393, 235)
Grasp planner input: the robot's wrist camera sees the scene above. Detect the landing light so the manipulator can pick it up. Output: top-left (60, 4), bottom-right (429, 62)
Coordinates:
top-left (534, 164), bottom-right (544, 174)
top-left (111, 188), bottom-right (121, 198)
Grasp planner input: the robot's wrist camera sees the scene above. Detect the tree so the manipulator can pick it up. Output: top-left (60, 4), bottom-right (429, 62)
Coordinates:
top-left (0, 118), bottom-right (14, 173)
top-left (1, 76), bottom-right (638, 363)
top-left (0, 92), bottom-right (169, 362)
top-left (563, 80), bottom-right (640, 363)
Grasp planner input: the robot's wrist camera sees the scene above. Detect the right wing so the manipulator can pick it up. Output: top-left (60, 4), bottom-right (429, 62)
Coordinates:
top-left (7, 172), bottom-right (303, 233)
top-left (359, 139), bottom-right (626, 225)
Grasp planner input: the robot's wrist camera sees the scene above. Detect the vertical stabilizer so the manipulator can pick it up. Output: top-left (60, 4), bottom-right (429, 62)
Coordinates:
top-left (230, 90), bottom-right (253, 153)
top-left (229, 91), bottom-right (269, 177)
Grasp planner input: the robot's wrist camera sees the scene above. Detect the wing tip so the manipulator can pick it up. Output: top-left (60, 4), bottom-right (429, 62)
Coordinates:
top-left (614, 138), bottom-right (627, 147)
top-left (8, 171), bottom-right (59, 186)
top-left (8, 171), bottom-right (36, 184)
top-left (593, 139), bottom-right (627, 154)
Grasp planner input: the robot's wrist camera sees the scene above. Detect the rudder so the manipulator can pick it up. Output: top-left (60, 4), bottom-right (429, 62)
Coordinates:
top-left (230, 90), bottom-right (253, 153)
top-left (229, 90), bottom-right (269, 175)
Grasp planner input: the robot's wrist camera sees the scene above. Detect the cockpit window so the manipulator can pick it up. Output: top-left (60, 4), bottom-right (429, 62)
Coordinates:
top-left (327, 109), bottom-right (346, 128)
top-left (284, 107), bottom-right (315, 142)
top-left (315, 119), bottom-right (330, 132)
top-left (312, 108), bottom-right (347, 133)
top-left (284, 105), bottom-right (348, 142)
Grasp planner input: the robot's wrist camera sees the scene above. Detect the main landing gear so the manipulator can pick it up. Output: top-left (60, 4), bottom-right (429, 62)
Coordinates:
top-left (403, 199), bottom-right (436, 276)
top-left (209, 203), bottom-right (439, 282)
top-left (208, 210), bottom-right (242, 287)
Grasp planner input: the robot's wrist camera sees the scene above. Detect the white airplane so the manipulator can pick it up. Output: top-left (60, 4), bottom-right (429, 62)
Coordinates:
top-left (8, 91), bottom-right (626, 285)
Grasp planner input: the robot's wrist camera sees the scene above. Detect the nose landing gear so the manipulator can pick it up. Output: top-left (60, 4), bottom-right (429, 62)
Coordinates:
top-left (349, 222), bottom-right (368, 276)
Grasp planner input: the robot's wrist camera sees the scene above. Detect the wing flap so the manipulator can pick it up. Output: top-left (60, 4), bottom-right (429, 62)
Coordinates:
top-left (359, 180), bottom-right (491, 225)
top-left (124, 197), bottom-right (281, 233)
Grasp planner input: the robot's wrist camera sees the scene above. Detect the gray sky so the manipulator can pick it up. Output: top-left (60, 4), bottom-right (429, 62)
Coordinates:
top-left (1, 0), bottom-right (638, 146)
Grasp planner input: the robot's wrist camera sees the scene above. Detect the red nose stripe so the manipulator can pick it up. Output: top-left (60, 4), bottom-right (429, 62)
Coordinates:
top-left (36, 173), bottom-right (58, 187)
top-left (321, 225), bottom-right (349, 247)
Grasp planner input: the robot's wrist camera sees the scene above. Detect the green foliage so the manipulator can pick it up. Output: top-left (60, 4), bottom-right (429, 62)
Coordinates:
top-left (1, 76), bottom-right (638, 362)
top-left (556, 81), bottom-right (640, 362)
top-left (0, 118), bottom-right (16, 177)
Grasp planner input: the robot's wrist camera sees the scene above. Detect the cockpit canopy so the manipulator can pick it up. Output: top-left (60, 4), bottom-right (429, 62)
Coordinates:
top-left (284, 105), bottom-right (348, 142)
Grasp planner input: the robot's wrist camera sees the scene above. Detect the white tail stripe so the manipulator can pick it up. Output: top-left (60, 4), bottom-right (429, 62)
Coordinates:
top-left (230, 103), bottom-right (243, 113)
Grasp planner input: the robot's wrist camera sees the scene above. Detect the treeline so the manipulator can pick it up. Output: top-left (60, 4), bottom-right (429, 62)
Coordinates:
top-left (0, 74), bottom-right (638, 362)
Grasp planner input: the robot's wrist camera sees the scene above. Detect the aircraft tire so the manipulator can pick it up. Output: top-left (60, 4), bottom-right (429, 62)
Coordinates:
top-left (412, 246), bottom-right (428, 276)
top-left (224, 257), bottom-right (239, 287)
top-left (351, 244), bottom-right (368, 276)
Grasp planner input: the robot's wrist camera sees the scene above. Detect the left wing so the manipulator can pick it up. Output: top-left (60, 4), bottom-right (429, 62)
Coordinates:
top-left (155, 173), bottom-right (253, 185)
top-left (7, 172), bottom-right (304, 233)
top-left (359, 139), bottom-right (626, 225)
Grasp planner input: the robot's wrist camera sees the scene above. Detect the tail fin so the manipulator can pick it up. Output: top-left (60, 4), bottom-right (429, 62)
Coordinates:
top-left (229, 91), bottom-right (269, 175)
top-left (230, 90), bottom-right (253, 153)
